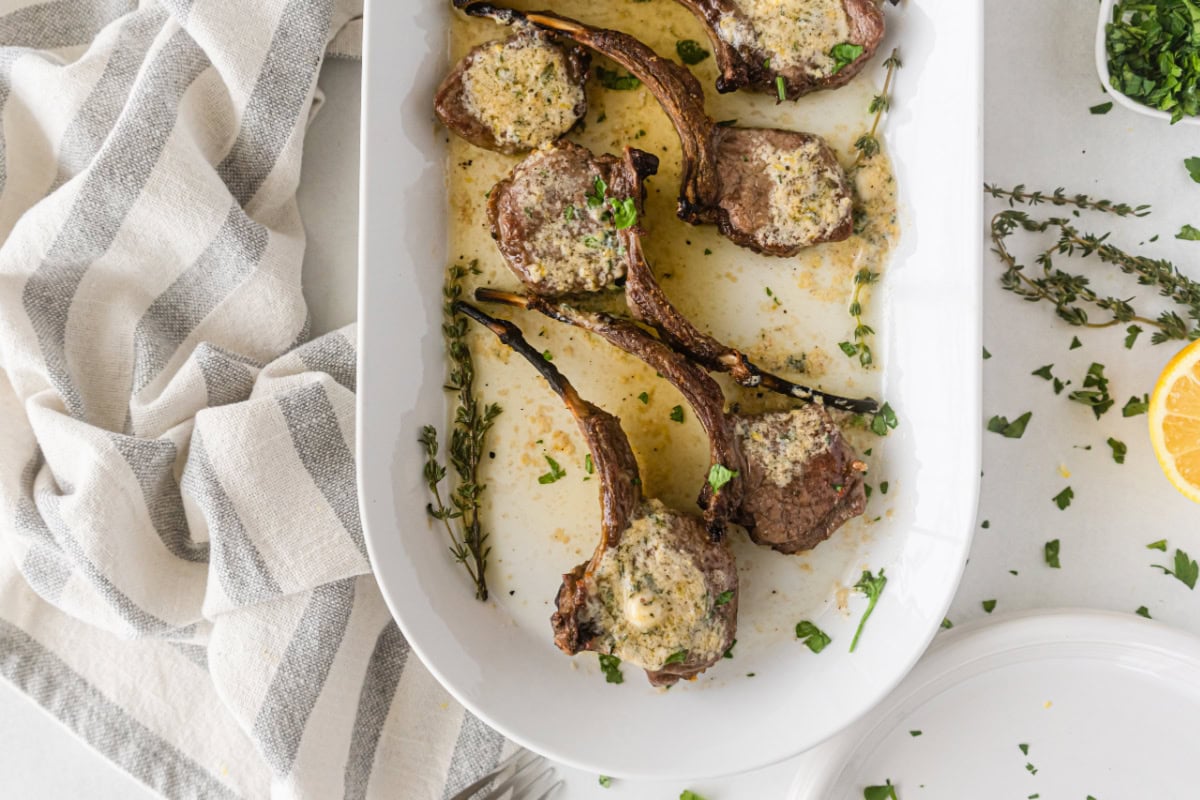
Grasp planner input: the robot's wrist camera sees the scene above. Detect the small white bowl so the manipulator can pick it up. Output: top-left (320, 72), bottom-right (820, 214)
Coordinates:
top-left (1096, 0), bottom-right (1200, 126)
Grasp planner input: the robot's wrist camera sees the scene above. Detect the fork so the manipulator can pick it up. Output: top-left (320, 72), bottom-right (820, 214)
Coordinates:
top-left (447, 750), bottom-right (562, 800)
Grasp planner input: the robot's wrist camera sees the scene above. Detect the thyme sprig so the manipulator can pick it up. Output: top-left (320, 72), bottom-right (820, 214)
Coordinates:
top-left (840, 50), bottom-right (901, 369)
top-left (987, 186), bottom-right (1200, 344)
top-left (853, 49), bottom-right (901, 166)
top-left (420, 261), bottom-right (502, 601)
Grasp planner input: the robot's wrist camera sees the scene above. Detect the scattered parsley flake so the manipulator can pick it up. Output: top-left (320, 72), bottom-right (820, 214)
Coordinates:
top-left (675, 39), bottom-right (710, 65)
top-left (1089, 101), bottom-right (1113, 114)
top-left (1187, 157), bottom-right (1200, 184)
top-left (1125, 324), bottom-right (1143, 349)
top-left (1032, 364), bottom-right (1054, 380)
top-left (598, 653), bottom-right (623, 684)
top-left (715, 590), bottom-right (734, 606)
top-left (1178, 224), bottom-right (1200, 241)
top-left (987, 412), bottom-right (1032, 438)
top-left (1152, 548), bottom-right (1199, 590)
top-left (982, 599), bottom-right (997, 614)
top-left (941, 617), bottom-right (953, 629)
top-left (637, 391), bottom-right (649, 404)
top-left (1136, 605), bottom-right (1152, 618)
top-left (595, 65), bottom-right (641, 91)
top-left (584, 454), bottom-right (594, 475)
top-left (910, 730), bottom-right (922, 737)
top-left (1019, 743), bottom-right (1030, 755)
top-left (1123, 394), bottom-right (1149, 417)
top-left (830, 42), bottom-right (865, 73)
top-left (538, 455), bottom-right (566, 485)
top-left (850, 569), bottom-right (886, 652)
top-left (1053, 486), bottom-right (1074, 510)
top-left (983, 346), bottom-right (992, 360)
top-left (1070, 336), bottom-right (1082, 350)
top-left (795, 620), bottom-right (831, 654)
top-left (599, 776), bottom-right (613, 788)
top-left (663, 649), bottom-right (688, 665)
top-left (1107, 437), bottom-right (1127, 464)
top-left (669, 405), bottom-right (684, 423)
top-left (707, 463), bottom-right (738, 494)
top-left (1147, 539), bottom-right (1168, 551)
top-left (1045, 539), bottom-right (1061, 569)
top-left (863, 779), bottom-right (898, 800)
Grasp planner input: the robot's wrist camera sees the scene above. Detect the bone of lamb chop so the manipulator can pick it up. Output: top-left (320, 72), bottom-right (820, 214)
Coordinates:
top-left (457, 301), bottom-right (737, 686)
top-left (487, 138), bottom-right (878, 414)
top-left (435, 26), bottom-right (590, 154)
top-left (475, 289), bottom-right (868, 553)
top-left (670, 0), bottom-right (885, 100)
top-left (458, 2), bottom-right (854, 255)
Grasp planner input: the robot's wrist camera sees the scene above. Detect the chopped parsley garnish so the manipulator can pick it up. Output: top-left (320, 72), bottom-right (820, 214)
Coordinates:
top-left (831, 42), bottom-right (865, 73)
top-left (795, 620), bottom-right (831, 653)
top-left (595, 65), bottom-right (641, 91)
top-left (599, 776), bottom-right (613, 788)
top-left (983, 346), bottom-right (992, 359)
top-left (1045, 539), bottom-right (1061, 569)
top-left (1136, 605), bottom-right (1152, 618)
top-left (663, 649), bottom-right (688, 665)
top-left (1123, 394), bottom-right (1150, 417)
top-left (1152, 548), bottom-right (1199, 589)
top-left (564, 205), bottom-right (576, 221)
top-left (981, 520), bottom-right (991, 529)
top-left (1178, 224), bottom-right (1200, 241)
top-left (1107, 437), bottom-right (1127, 464)
top-left (871, 403), bottom-right (899, 437)
top-left (982, 599), bottom-right (997, 614)
top-left (1025, 762), bottom-right (1038, 775)
top-left (1147, 539), bottom-right (1168, 551)
top-left (1089, 101), bottom-right (1113, 114)
top-left (1069, 362), bottom-right (1113, 419)
top-left (715, 590), bottom-right (734, 606)
top-left (598, 653), bottom-right (623, 684)
top-left (880, 481), bottom-right (889, 494)
top-left (723, 638), bottom-right (736, 659)
top-left (1187, 157), bottom-right (1200, 183)
top-left (680, 791), bottom-right (707, 800)
top-left (1052, 486), bottom-right (1074, 510)
top-left (637, 391), bottom-right (649, 404)
top-left (987, 411), bottom-right (1032, 439)
top-left (586, 175), bottom-right (609, 208)
top-left (850, 569), bottom-right (887, 652)
top-left (707, 463), bottom-right (738, 494)
top-left (1070, 336), bottom-right (1082, 350)
top-left (941, 618), bottom-right (953, 629)
top-left (1032, 364), bottom-right (1054, 380)
top-left (669, 405), bottom-right (685, 423)
top-left (675, 39), bottom-right (710, 65)
top-left (538, 455), bottom-right (566, 484)
top-left (909, 730), bottom-right (922, 737)
top-left (1019, 743), bottom-right (1029, 755)
top-left (608, 197), bottom-right (638, 229)
top-left (776, 75), bottom-right (786, 101)
top-left (863, 779), bottom-right (898, 800)
top-left (584, 453), bottom-right (594, 475)
top-left (542, 350), bottom-right (553, 361)
top-left (1125, 324), bottom-right (1143, 348)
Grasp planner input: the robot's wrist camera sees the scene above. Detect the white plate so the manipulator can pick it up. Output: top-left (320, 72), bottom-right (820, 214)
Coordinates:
top-left (789, 609), bottom-right (1200, 798)
top-left (1095, 0), bottom-right (1200, 127)
top-left (357, 0), bottom-right (983, 780)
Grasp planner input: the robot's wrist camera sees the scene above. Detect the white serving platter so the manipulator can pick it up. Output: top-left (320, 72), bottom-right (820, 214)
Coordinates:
top-left (789, 609), bottom-right (1200, 798)
top-left (358, 0), bottom-right (983, 780)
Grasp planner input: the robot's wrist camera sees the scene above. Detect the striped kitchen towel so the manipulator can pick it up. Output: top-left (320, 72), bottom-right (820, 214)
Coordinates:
top-left (0, 1), bottom-right (510, 798)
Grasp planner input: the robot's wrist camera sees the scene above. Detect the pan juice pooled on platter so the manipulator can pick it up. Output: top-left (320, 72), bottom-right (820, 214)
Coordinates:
top-left (434, 0), bottom-right (903, 683)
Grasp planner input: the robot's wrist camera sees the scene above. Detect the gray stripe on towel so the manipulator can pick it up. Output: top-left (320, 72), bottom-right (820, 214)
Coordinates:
top-left (343, 620), bottom-right (409, 800)
top-left (0, 618), bottom-right (239, 800)
top-left (252, 578), bottom-right (356, 775)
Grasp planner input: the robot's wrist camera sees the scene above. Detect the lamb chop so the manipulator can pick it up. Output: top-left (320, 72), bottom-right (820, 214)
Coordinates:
top-left (487, 138), bottom-right (878, 414)
top-left (671, 0), bottom-right (886, 100)
top-left (457, 302), bottom-right (737, 686)
top-left (434, 27), bottom-right (590, 154)
top-left (458, 2), bottom-right (854, 255)
top-left (476, 289), bottom-right (868, 554)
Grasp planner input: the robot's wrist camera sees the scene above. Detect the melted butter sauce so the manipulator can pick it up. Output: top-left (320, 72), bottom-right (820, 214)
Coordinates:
top-left (443, 0), bottom-right (899, 686)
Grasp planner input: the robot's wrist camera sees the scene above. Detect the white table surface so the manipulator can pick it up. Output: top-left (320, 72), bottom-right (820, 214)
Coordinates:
top-left (7, 1), bottom-right (1200, 797)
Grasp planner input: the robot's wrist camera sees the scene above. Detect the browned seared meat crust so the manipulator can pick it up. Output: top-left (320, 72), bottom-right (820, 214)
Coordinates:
top-left (434, 28), bottom-right (590, 154)
top-left (734, 407), bottom-right (867, 554)
top-left (672, 0), bottom-right (885, 99)
top-left (488, 140), bottom-right (656, 297)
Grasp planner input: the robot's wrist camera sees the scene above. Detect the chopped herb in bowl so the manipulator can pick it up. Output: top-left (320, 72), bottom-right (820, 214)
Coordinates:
top-left (1103, 0), bottom-right (1200, 124)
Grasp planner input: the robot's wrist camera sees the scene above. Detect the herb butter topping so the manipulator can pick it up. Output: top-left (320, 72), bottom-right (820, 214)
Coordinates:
top-left (462, 35), bottom-right (584, 150)
top-left (586, 500), bottom-right (727, 671)
top-left (755, 139), bottom-right (853, 249)
top-left (736, 409), bottom-right (829, 488)
top-left (719, 0), bottom-right (851, 76)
